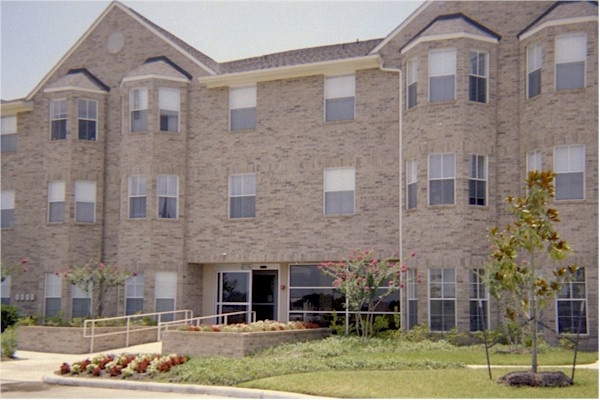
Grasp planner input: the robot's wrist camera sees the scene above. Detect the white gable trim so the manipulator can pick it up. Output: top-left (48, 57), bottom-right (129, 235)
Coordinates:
top-left (121, 75), bottom-right (190, 84)
top-left (401, 32), bottom-right (498, 55)
top-left (43, 86), bottom-right (108, 95)
top-left (519, 16), bottom-right (598, 41)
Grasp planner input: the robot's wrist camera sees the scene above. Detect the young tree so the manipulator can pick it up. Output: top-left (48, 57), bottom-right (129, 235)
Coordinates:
top-left (486, 170), bottom-right (577, 373)
top-left (1, 258), bottom-right (29, 282)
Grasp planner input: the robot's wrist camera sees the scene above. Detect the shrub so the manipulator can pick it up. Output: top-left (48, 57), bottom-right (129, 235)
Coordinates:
top-left (1, 326), bottom-right (18, 358)
top-left (401, 323), bottom-right (430, 342)
top-left (1, 304), bottom-right (19, 332)
top-left (17, 315), bottom-right (38, 326)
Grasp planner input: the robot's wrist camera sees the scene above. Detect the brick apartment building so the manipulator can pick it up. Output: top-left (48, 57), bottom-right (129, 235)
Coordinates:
top-left (1, 1), bottom-right (597, 346)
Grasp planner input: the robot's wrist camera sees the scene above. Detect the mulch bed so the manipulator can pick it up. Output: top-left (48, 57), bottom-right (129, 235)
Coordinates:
top-left (497, 371), bottom-right (573, 387)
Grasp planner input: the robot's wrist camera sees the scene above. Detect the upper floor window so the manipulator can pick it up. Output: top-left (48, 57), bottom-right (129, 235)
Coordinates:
top-left (555, 33), bottom-right (586, 91)
top-left (1, 190), bottom-right (15, 228)
top-left (157, 175), bottom-right (178, 219)
top-left (468, 155), bottom-right (487, 206)
top-left (159, 88), bottom-right (180, 132)
top-left (1, 115), bottom-right (17, 152)
top-left (324, 167), bottom-right (355, 215)
top-left (74, 181), bottom-right (96, 223)
top-left (406, 159), bottom-right (417, 209)
top-left (130, 88), bottom-right (148, 132)
top-left (325, 75), bottom-right (355, 122)
top-left (469, 51), bottom-right (487, 103)
top-left (129, 175), bottom-right (147, 219)
top-left (406, 58), bottom-right (418, 109)
top-left (78, 99), bottom-right (97, 140)
top-left (229, 173), bottom-right (256, 219)
top-left (554, 145), bottom-right (585, 200)
top-left (527, 43), bottom-right (542, 98)
top-left (50, 99), bottom-right (67, 140)
top-left (48, 181), bottom-right (65, 223)
top-left (229, 86), bottom-right (257, 131)
top-left (428, 153), bottom-right (454, 205)
top-left (527, 150), bottom-right (542, 173)
top-left (429, 49), bottom-right (456, 102)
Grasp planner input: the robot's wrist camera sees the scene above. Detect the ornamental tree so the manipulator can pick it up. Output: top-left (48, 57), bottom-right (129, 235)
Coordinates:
top-left (486, 170), bottom-right (577, 373)
top-left (61, 259), bottom-right (133, 317)
top-left (1, 258), bottom-right (29, 282)
top-left (319, 249), bottom-right (417, 338)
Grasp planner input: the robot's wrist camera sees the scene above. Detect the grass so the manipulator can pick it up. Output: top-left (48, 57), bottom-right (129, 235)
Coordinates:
top-left (153, 336), bottom-right (598, 398)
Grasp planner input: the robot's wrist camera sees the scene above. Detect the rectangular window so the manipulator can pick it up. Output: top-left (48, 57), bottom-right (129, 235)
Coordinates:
top-left (556, 33), bottom-right (586, 90)
top-left (324, 167), bottom-right (355, 215)
top-left (229, 173), bottom-right (256, 219)
top-left (527, 43), bottom-right (542, 98)
top-left (155, 272), bottom-right (176, 322)
top-left (325, 75), bottom-right (355, 122)
top-left (130, 88), bottom-right (148, 132)
top-left (429, 268), bottom-right (456, 332)
top-left (159, 88), bottom-right (180, 132)
top-left (71, 284), bottom-right (91, 318)
top-left (45, 272), bottom-right (62, 317)
top-left (527, 150), bottom-right (542, 172)
top-left (429, 49), bottom-right (456, 102)
top-left (557, 268), bottom-right (587, 334)
top-left (229, 86), bottom-right (257, 131)
top-left (469, 269), bottom-right (488, 331)
top-left (428, 154), bottom-right (455, 205)
top-left (407, 58), bottom-right (418, 109)
top-left (1, 115), bottom-right (17, 152)
top-left (78, 99), bottom-right (97, 140)
top-left (157, 175), bottom-right (178, 219)
top-left (1, 276), bottom-right (11, 305)
top-left (129, 175), bottom-right (147, 218)
top-left (406, 159), bottom-right (417, 209)
top-left (74, 181), bottom-right (96, 223)
top-left (469, 155), bottom-right (487, 206)
top-left (407, 269), bottom-right (418, 329)
top-left (1, 190), bottom-right (15, 228)
top-left (125, 273), bottom-right (144, 315)
top-left (554, 145), bottom-right (585, 200)
top-left (469, 51), bottom-right (487, 103)
top-left (48, 181), bottom-right (65, 223)
top-left (50, 99), bottom-right (67, 140)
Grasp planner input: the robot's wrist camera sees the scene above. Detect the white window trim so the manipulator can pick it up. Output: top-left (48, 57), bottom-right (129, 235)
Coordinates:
top-left (428, 268), bottom-right (457, 332)
top-left (553, 144), bottom-right (586, 201)
top-left (468, 50), bottom-right (489, 103)
top-left (157, 175), bottom-right (179, 219)
top-left (323, 167), bottom-right (356, 215)
top-left (228, 173), bottom-right (257, 219)
top-left (554, 33), bottom-right (587, 91)
top-left (428, 48), bottom-right (456, 103)
top-left (428, 153), bottom-right (455, 206)
top-left (77, 98), bottom-right (98, 140)
top-left (324, 74), bottom-right (356, 122)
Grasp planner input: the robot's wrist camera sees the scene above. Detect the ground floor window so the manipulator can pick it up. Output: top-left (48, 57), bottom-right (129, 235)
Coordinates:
top-left (1, 276), bottom-right (10, 305)
top-left (557, 267), bottom-right (587, 334)
top-left (216, 271), bottom-right (250, 323)
top-left (429, 268), bottom-right (456, 332)
top-left (155, 272), bottom-right (176, 322)
top-left (469, 269), bottom-right (488, 332)
top-left (407, 269), bottom-right (418, 329)
top-left (44, 272), bottom-right (62, 317)
top-left (125, 273), bottom-right (144, 315)
top-left (71, 284), bottom-right (91, 318)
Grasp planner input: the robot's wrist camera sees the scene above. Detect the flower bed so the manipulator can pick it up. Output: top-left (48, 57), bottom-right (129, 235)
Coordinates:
top-left (162, 320), bottom-right (330, 357)
top-left (57, 353), bottom-right (188, 378)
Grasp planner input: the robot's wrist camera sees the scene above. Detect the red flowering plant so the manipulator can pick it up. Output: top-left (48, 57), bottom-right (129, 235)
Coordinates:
top-left (1, 258), bottom-right (29, 282)
top-left (319, 249), bottom-right (417, 339)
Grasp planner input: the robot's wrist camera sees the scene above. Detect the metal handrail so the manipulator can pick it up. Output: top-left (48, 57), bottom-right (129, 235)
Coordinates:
top-left (83, 309), bottom-right (194, 353)
top-left (158, 310), bottom-right (257, 339)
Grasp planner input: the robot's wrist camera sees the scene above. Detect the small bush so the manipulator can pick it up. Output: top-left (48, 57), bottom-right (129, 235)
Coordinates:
top-left (1, 326), bottom-right (18, 358)
top-left (1, 304), bottom-right (19, 332)
top-left (401, 323), bottom-right (430, 342)
top-left (17, 315), bottom-right (38, 326)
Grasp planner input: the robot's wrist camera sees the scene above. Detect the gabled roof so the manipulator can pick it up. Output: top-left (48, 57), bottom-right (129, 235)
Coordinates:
top-left (44, 68), bottom-right (110, 94)
top-left (122, 56), bottom-right (192, 83)
top-left (518, 1), bottom-right (598, 40)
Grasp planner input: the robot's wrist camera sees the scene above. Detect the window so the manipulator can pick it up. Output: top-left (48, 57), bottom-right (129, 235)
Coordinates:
top-left (229, 173), bottom-right (256, 219)
top-left (469, 269), bottom-right (488, 331)
top-left (78, 99), bottom-right (97, 140)
top-left (229, 86), bottom-right (257, 130)
top-left (527, 43), bottom-right (542, 98)
top-left (324, 168), bottom-right (355, 215)
top-left (556, 33), bottom-right (586, 90)
top-left (125, 273), bottom-right (144, 315)
top-left (429, 49), bottom-right (456, 102)
top-left (406, 159), bottom-right (417, 209)
top-left (554, 145), bottom-right (585, 200)
top-left (1, 276), bottom-right (11, 305)
top-left (1, 190), bottom-right (15, 228)
top-left (407, 58), bottom-right (417, 109)
top-left (469, 155), bottom-right (487, 206)
top-left (45, 272), bottom-right (62, 317)
top-left (469, 51), bottom-right (487, 103)
top-left (429, 268), bottom-right (456, 332)
top-left (155, 272), bottom-right (176, 322)
top-left (557, 268), bottom-right (587, 334)
top-left (428, 154), bottom-right (454, 205)
top-left (130, 88), bottom-right (148, 132)
top-left (48, 181), bottom-right (65, 222)
top-left (325, 74), bottom-right (355, 122)
top-left (71, 284), bottom-right (91, 318)
top-left (128, 175), bottom-right (147, 218)
top-left (1, 115), bottom-right (17, 152)
top-left (50, 99), bottom-right (67, 140)
top-left (407, 269), bottom-right (418, 329)
top-left (157, 175), bottom-right (178, 219)
top-left (74, 181), bottom-right (96, 223)
top-left (527, 150), bottom-right (542, 172)
top-left (159, 88), bottom-right (180, 132)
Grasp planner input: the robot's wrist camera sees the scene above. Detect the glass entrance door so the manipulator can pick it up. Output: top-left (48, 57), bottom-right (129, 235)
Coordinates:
top-left (252, 270), bottom-right (278, 321)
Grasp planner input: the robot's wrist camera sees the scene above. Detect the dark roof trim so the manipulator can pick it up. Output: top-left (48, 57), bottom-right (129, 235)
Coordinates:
top-left (67, 68), bottom-right (111, 92)
top-left (400, 13), bottom-right (502, 53)
top-left (517, 1), bottom-right (598, 38)
top-left (144, 56), bottom-right (193, 80)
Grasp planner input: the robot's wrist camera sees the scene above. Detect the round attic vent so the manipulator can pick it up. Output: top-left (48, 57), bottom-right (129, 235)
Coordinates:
top-left (106, 31), bottom-right (125, 54)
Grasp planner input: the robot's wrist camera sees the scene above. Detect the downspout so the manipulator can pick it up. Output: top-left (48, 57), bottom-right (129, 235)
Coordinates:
top-left (379, 63), bottom-right (403, 330)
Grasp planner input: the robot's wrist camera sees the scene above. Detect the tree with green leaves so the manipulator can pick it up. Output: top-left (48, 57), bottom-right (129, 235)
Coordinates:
top-left (486, 170), bottom-right (577, 373)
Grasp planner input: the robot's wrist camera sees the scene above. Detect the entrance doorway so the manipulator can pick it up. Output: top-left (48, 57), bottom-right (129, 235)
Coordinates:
top-left (252, 270), bottom-right (277, 321)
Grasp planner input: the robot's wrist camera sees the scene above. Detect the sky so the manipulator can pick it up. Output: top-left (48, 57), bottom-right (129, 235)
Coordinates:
top-left (0, 0), bottom-right (424, 101)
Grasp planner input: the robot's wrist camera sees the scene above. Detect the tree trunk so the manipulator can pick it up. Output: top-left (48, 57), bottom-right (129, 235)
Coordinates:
top-left (530, 251), bottom-right (538, 373)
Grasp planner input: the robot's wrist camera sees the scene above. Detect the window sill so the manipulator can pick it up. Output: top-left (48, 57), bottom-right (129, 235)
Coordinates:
top-left (324, 118), bottom-right (355, 125)
top-left (228, 217), bottom-right (256, 221)
top-left (427, 99), bottom-right (457, 106)
top-left (554, 198), bottom-right (586, 203)
top-left (323, 213), bottom-right (355, 217)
